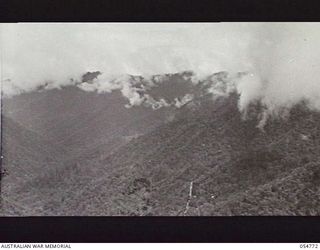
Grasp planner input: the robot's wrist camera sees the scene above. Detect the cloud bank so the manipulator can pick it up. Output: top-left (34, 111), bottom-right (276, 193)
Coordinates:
top-left (2, 23), bottom-right (320, 116)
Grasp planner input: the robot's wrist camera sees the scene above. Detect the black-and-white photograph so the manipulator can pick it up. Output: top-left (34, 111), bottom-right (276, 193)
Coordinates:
top-left (1, 22), bottom-right (320, 216)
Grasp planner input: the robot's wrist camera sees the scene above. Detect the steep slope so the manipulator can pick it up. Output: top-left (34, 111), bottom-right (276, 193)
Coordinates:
top-left (1, 78), bottom-right (179, 215)
top-left (2, 72), bottom-right (320, 216)
top-left (3, 86), bottom-right (174, 159)
top-left (49, 94), bottom-right (320, 216)
top-left (0, 117), bottom-right (63, 215)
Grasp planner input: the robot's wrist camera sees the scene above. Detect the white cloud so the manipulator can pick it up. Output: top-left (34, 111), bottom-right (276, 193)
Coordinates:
top-left (2, 22), bottom-right (320, 118)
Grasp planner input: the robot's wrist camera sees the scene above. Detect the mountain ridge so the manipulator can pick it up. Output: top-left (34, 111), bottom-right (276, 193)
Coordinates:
top-left (1, 72), bottom-right (320, 215)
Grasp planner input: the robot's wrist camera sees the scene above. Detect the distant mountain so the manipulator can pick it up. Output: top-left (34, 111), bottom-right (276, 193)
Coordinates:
top-left (3, 85), bottom-right (174, 159)
top-left (2, 71), bottom-right (320, 216)
top-left (0, 73), bottom-right (185, 215)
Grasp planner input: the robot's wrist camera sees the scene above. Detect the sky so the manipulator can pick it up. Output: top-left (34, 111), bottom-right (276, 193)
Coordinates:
top-left (2, 22), bottom-right (320, 116)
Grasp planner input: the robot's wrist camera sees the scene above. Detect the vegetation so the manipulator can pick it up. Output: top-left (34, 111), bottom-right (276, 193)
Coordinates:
top-left (1, 74), bottom-right (320, 216)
